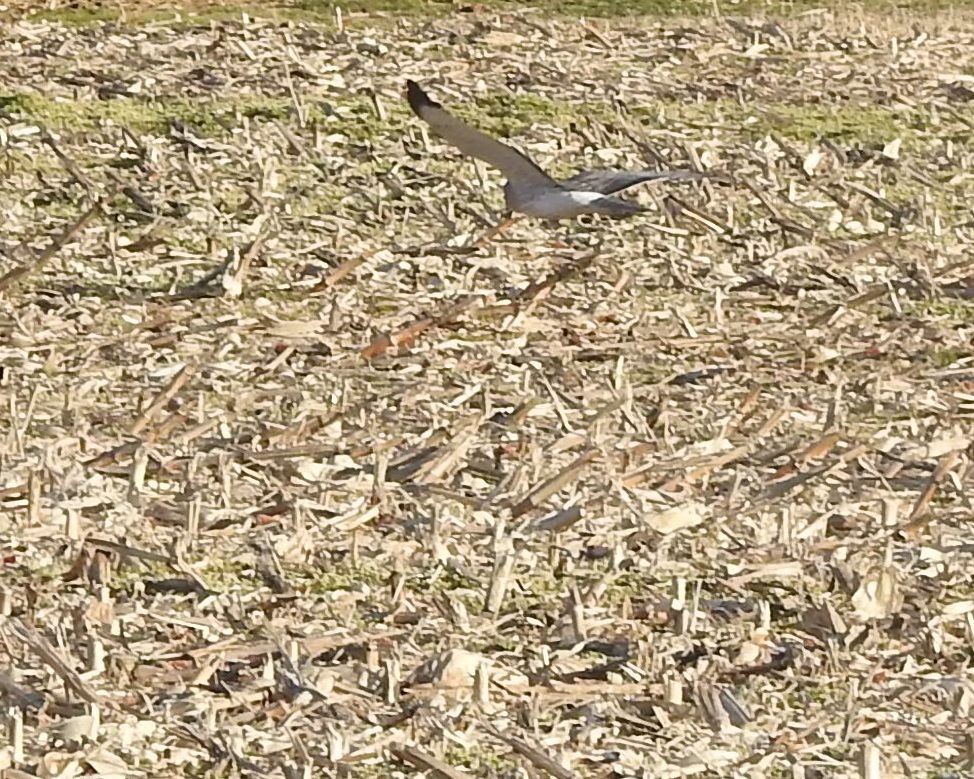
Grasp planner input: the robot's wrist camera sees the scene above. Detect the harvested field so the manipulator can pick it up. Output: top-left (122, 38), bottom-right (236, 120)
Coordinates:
top-left (1, 1), bottom-right (974, 776)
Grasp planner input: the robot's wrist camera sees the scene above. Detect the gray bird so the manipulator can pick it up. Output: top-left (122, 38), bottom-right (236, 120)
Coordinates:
top-left (405, 80), bottom-right (705, 221)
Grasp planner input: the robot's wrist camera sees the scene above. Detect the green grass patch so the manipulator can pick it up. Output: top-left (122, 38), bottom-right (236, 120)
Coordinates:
top-left (633, 99), bottom-right (931, 145)
top-left (301, 0), bottom-right (974, 18)
top-left (1, 92), bottom-right (302, 134)
top-left (460, 92), bottom-right (932, 148)
top-left (1, 88), bottom-right (578, 144)
top-left (904, 299), bottom-right (974, 324)
top-left (14, 0), bottom-right (974, 27)
top-left (439, 743), bottom-right (518, 774)
top-left (0, 86), bottom-right (946, 170)
top-left (299, 0), bottom-right (714, 15)
top-left (19, 3), bottom-right (338, 27)
top-left (1, 91), bottom-right (413, 148)
top-left (459, 91), bottom-right (611, 138)
top-left (291, 557), bottom-right (389, 592)
top-left (745, 103), bottom-right (927, 143)
top-left (2, 89), bottom-right (530, 151)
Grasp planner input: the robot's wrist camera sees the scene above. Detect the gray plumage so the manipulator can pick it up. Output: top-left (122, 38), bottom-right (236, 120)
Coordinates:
top-left (405, 80), bottom-right (706, 221)
top-left (561, 169), bottom-right (704, 195)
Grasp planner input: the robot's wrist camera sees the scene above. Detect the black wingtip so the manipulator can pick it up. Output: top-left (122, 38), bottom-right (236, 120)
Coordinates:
top-left (405, 80), bottom-right (440, 114)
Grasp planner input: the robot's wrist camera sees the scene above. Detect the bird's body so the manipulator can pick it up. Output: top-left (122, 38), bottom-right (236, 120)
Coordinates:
top-left (505, 185), bottom-right (640, 220)
top-left (405, 80), bottom-right (706, 221)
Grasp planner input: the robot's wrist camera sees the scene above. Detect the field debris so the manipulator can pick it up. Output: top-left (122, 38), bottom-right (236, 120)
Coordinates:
top-left (1, 2), bottom-right (973, 777)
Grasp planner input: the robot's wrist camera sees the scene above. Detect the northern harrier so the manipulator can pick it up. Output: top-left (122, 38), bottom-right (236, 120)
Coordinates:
top-left (405, 80), bottom-right (706, 222)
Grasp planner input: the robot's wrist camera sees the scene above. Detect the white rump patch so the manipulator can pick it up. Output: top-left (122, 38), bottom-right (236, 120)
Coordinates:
top-left (566, 190), bottom-right (604, 206)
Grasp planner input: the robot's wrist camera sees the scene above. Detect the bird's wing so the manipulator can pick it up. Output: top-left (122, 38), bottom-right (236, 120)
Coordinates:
top-left (584, 195), bottom-right (645, 217)
top-left (406, 80), bottom-right (556, 189)
top-left (562, 169), bottom-right (708, 195)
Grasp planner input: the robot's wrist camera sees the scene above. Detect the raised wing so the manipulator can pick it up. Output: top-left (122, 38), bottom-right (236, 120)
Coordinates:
top-left (405, 80), bottom-right (556, 189)
top-left (562, 169), bottom-right (708, 195)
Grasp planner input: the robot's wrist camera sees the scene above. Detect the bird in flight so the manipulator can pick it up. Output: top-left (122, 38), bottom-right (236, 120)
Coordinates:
top-left (405, 80), bottom-right (707, 223)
